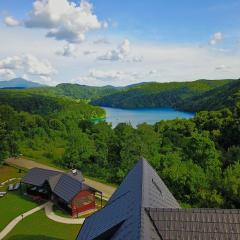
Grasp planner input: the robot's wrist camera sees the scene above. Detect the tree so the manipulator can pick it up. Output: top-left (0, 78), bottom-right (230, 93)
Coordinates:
top-left (62, 131), bottom-right (96, 169)
top-left (183, 132), bottom-right (221, 170)
top-left (223, 146), bottom-right (240, 168)
top-left (7, 131), bottom-right (20, 157)
top-left (0, 121), bottom-right (8, 165)
top-left (223, 162), bottom-right (240, 208)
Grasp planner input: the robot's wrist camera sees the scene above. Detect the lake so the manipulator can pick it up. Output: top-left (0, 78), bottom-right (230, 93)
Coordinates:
top-left (103, 107), bottom-right (194, 128)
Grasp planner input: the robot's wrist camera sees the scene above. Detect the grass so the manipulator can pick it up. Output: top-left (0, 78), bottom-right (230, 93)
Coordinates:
top-left (0, 191), bottom-right (38, 231)
top-left (84, 174), bottom-right (118, 188)
top-left (4, 210), bottom-right (81, 240)
top-left (0, 165), bottom-right (25, 183)
top-left (19, 149), bottom-right (65, 170)
top-left (52, 205), bottom-right (71, 218)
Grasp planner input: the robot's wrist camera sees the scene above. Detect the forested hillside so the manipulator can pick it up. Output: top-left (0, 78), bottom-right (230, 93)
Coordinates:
top-left (11, 79), bottom-right (234, 111)
top-left (91, 79), bottom-right (237, 111)
top-left (0, 86), bottom-right (240, 209)
top-left (19, 83), bottom-right (121, 100)
top-left (0, 90), bottom-right (105, 118)
top-left (180, 79), bottom-right (240, 112)
top-left (55, 83), bottom-right (121, 99)
top-left (6, 79), bottom-right (238, 112)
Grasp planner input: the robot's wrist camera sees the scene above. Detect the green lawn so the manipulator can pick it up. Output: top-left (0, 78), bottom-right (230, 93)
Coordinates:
top-left (52, 205), bottom-right (71, 218)
top-left (19, 149), bottom-right (66, 170)
top-left (0, 191), bottom-right (39, 231)
top-left (0, 165), bottom-right (25, 183)
top-left (4, 210), bottom-right (81, 240)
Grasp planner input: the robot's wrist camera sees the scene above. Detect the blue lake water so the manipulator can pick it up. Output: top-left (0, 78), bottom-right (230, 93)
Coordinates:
top-left (103, 107), bottom-right (195, 128)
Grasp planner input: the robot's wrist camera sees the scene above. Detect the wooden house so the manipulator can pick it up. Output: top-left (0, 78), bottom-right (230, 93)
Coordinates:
top-left (21, 168), bottom-right (102, 216)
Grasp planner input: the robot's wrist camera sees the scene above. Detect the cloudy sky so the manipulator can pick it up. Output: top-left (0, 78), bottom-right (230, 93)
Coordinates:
top-left (0, 0), bottom-right (240, 86)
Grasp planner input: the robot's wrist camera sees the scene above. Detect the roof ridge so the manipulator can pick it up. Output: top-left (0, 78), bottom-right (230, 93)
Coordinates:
top-left (140, 158), bottom-right (146, 240)
top-left (48, 173), bottom-right (62, 192)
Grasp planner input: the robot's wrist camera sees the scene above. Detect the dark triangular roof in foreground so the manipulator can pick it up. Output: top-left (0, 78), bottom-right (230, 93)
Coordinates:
top-left (77, 158), bottom-right (240, 240)
top-left (77, 158), bottom-right (180, 240)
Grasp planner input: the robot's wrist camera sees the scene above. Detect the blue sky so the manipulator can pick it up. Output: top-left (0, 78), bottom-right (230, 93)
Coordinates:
top-left (0, 0), bottom-right (239, 86)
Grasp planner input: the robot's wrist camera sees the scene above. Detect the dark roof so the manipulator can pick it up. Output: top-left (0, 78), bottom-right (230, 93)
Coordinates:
top-left (146, 208), bottom-right (240, 240)
top-left (77, 158), bottom-right (180, 240)
top-left (67, 169), bottom-right (84, 182)
top-left (77, 158), bottom-right (240, 240)
top-left (48, 173), bottom-right (62, 190)
top-left (21, 168), bottom-right (60, 187)
top-left (52, 174), bottom-right (87, 203)
top-left (21, 167), bottom-right (94, 203)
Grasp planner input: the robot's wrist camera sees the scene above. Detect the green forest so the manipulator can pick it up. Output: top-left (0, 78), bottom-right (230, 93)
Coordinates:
top-left (7, 78), bottom-right (239, 112)
top-left (91, 79), bottom-right (240, 111)
top-left (0, 80), bottom-right (240, 209)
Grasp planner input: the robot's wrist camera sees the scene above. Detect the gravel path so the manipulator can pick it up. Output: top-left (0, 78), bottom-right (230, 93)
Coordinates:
top-left (6, 158), bottom-right (115, 199)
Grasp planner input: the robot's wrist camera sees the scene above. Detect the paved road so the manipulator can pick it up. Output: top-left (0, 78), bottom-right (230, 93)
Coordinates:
top-left (0, 203), bottom-right (47, 240)
top-left (6, 158), bottom-right (116, 199)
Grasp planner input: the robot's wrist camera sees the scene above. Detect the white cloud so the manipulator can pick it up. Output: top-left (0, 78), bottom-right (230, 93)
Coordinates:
top-left (6, 0), bottom-right (103, 43)
top-left (4, 16), bottom-right (20, 27)
top-left (56, 43), bottom-right (77, 57)
top-left (215, 64), bottom-right (230, 71)
top-left (93, 38), bottom-right (110, 44)
top-left (1, 22), bottom-right (240, 86)
top-left (39, 75), bottom-right (53, 84)
top-left (132, 56), bottom-right (143, 62)
top-left (149, 69), bottom-right (158, 75)
top-left (97, 39), bottom-right (131, 61)
top-left (119, 39), bottom-right (130, 55)
top-left (88, 69), bottom-right (124, 81)
top-left (74, 68), bottom-right (159, 86)
top-left (22, 74), bottom-right (30, 80)
top-left (209, 32), bottom-right (223, 45)
top-left (0, 54), bottom-right (57, 81)
top-left (83, 50), bottom-right (96, 55)
top-left (0, 69), bottom-right (16, 80)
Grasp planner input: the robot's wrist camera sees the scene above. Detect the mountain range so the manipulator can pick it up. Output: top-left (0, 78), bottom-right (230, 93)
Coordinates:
top-left (0, 78), bottom-right (43, 89)
top-left (1, 78), bottom-right (240, 112)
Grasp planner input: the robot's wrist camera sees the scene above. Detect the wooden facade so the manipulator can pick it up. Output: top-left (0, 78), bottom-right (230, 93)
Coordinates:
top-left (71, 190), bottom-right (96, 216)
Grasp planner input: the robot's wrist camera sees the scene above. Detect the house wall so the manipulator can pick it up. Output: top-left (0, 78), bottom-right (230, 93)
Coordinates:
top-left (71, 190), bottom-right (95, 216)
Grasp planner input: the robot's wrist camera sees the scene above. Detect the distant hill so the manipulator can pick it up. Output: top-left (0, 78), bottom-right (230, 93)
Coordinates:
top-left (55, 83), bottom-right (121, 99)
top-left (0, 78), bottom-right (43, 89)
top-left (91, 79), bottom-right (235, 111)
top-left (2, 79), bottom-right (239, 112)
top-left (179, 79), bottom-right (240, 112)
top-left (0, 89), bottom-right (105, 118)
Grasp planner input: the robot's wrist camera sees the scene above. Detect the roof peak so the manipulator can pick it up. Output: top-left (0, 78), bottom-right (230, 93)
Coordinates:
top-left (110, 157), bottom-right (180, 208)
top-left (77, 158), bottom-right (180, 240)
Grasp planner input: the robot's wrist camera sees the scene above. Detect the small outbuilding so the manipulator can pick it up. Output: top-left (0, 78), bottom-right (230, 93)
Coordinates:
top-left (21, 168), bottom-right (102, 216)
